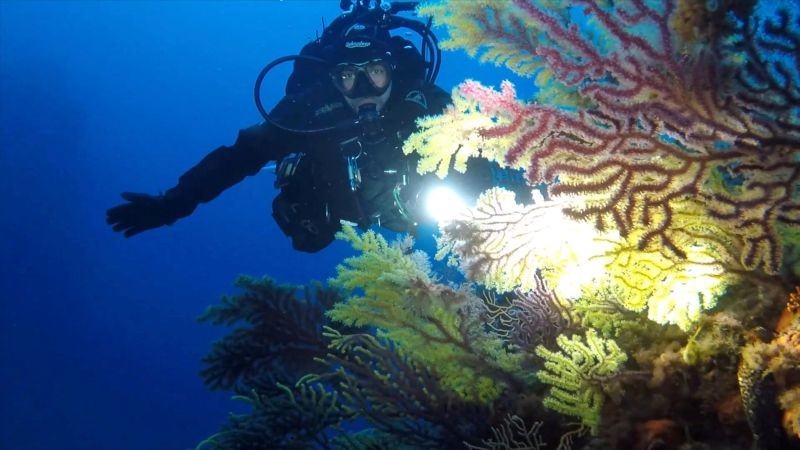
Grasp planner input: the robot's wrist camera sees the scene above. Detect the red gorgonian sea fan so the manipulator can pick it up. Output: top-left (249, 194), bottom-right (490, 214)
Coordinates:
top-left (410, 0), bottom-right (800, 274)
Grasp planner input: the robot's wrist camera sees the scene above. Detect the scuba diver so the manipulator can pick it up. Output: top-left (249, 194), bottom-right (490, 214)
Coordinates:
top-left (107, 0), bottom-right (526, 252)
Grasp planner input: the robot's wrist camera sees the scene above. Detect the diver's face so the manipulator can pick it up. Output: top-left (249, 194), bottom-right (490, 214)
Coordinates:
top-left (330, 59), bottom-right (393, 112)
top-left (333, 61), bottom-right (390, 92)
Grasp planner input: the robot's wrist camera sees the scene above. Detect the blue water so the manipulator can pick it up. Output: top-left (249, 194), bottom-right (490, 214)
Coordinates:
top-left (0, 2), bottom-right (514, 449)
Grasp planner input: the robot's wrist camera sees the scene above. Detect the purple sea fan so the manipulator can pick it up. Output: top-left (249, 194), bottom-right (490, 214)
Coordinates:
top-left (484, 270), bottom-right (573, 350)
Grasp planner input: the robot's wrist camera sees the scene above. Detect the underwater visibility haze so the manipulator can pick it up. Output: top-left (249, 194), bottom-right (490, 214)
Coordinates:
top-left (2, 0), bottom-right (800, 449)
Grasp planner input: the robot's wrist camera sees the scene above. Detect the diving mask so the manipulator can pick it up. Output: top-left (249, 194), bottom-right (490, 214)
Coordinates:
top-left (330, 59), bottom-right (393, 98)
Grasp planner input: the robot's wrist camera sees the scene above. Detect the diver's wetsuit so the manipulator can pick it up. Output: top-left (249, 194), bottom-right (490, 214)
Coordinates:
top-left (159, 73), bottom-right (494, 252)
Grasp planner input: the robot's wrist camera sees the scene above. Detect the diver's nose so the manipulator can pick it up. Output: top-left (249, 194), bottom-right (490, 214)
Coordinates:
top-left (349, 71), bottom-right (375, 98)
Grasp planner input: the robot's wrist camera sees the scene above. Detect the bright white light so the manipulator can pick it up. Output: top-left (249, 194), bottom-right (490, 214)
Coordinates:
top-left (425, 186), bottom-right (467, 223)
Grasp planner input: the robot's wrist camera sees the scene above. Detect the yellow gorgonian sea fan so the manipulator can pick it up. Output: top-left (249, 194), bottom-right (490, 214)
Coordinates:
top-left (403, 84), bottom-right (519, 178)
top-left (417, 1), bottom-right (554, 78)
top-left (600, 198), bottom-right (743, 330)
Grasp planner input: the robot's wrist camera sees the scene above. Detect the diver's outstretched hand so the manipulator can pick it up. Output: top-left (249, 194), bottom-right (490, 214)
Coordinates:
top-left (106, 192), bottom-right (177, 237)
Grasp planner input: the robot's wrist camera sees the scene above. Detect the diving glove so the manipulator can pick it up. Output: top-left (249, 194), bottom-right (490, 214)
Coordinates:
top-left (106, 191), bottom-right (196, 237)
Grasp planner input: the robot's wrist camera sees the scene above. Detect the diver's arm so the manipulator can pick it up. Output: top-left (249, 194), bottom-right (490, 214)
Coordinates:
top-left (106, 87), bottom-right (324, 237)
top-left (163, 91), bottom-right (316, 208)
top-left (166, 124), bottom-right (277, 205)
top-left (175, 83), bottom-right (323, 196)
top-left (106, 121), bottom-right (292, 237)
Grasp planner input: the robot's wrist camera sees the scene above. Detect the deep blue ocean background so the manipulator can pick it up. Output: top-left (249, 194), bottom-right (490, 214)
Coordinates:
top-left (0, 2), bottom-right (517, 449)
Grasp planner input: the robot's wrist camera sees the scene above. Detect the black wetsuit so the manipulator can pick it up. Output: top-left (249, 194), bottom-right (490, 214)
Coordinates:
top-left (159, 74), bottom-right (487, 252)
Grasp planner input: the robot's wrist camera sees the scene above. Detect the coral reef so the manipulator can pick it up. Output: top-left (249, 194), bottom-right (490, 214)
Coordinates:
top-left (196, 276), bottom-right (353, 448)
top-left (310, 328), bottom-right (493, 449)
top-left (194, 1), bottom-right (800, 449)
top-left (464, 414), bottom-right (547, 450)
top-left (534, 330), bottom-right (628, 434)
top-left (328, 225), bottom-right (528, 403)
top-left (482, 269), bottom-right (573, 351)
top-left (738, 287), bottom-right (800, 449)
top-left (197, 276), bottom-right (342, 390)
top-left (408, 0), bottom-right (800, 275)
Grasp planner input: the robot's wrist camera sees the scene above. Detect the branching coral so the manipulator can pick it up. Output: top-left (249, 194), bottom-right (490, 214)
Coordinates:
top-left (329, 224), bottom-right (527, 402)
top-left (332, 430), bottom-right (423, 450)
top-left (197, 275), bottom-right (341, 391)
top-left (717, 0), bottom-right (800, 129)
top-left (327, 225), bottom-right (431, 329)
top-left (310, 328), bottom-right (494, 449)
top-left (534, 330), bottom-right (628, 434)
top-left (406, 85), bottom-right (518, 179)
top-left (599, 199), bottom-right (742, 330)
top-left (437, 187), bottom-right (740, 329)
top-left (195, 380), bottom-right (353, 450)
top-left (435, 187), bottom-right (619, 296)
top-left (483, 270), bottom-right (573, 350)
top-left (464, 414), bottom-right (546, 450)
top-left (195, 277), bottom-right (356, 449)
top-left (411, 0), bottom-right (800, 274)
